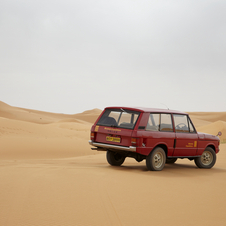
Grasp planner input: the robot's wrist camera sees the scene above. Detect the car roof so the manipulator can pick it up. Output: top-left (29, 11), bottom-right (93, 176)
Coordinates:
top-left (105, 106), bottom-right (187, 115)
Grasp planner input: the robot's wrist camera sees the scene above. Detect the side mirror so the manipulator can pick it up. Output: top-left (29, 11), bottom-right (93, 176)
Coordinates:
top-left (217, 131), bottom-right (222, 136)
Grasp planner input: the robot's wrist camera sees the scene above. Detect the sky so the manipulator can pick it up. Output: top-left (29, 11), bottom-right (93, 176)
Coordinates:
top-left (0, 0), bottom-right (226, 114)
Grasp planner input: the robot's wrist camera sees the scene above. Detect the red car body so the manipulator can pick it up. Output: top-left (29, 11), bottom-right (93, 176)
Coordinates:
top-left (89, 107), bottom-right (220, 171)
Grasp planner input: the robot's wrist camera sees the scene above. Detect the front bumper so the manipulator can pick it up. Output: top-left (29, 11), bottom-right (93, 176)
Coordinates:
top-left (89, 140), bottom-right (136, 152)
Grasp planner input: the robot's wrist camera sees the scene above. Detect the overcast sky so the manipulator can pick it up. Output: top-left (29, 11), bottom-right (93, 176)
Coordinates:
top-left (0, 0), bottom-right (225, 114)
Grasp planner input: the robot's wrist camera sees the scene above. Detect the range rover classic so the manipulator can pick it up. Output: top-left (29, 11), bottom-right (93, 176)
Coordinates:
top-left (89, 107), bottom-right (220, 171)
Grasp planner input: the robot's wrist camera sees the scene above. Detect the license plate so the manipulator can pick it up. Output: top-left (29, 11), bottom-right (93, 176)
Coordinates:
top-left (106, 136), bottom-right (121, 143)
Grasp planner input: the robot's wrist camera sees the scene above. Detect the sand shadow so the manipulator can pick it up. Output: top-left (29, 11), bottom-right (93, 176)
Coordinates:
top-left (106, 162), bottom-right (226, 177)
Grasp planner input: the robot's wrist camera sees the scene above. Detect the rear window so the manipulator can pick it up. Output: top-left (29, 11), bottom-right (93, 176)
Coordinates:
top-left (97, 109), bottom-right (140, 129)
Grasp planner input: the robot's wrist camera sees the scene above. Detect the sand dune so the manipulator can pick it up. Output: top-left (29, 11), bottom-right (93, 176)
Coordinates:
top-left (189, 112), bottom-right (226, 143)
top-left (0, 101), bottom-right (101, 159)
top-left (71, 108), bottom-right (102, 123)
top-left (0, 101), bottom-right (64, 124)
top-left (196, 120), bottom-right (226, 143)
top-left (188, 114), bottom-right (212, 127)
top-left (189, 111), bottom-right (226, 123)
top-left (0, 101), bottom-right (226, 226)
top-left (0, 101), bottom-right (102, 124)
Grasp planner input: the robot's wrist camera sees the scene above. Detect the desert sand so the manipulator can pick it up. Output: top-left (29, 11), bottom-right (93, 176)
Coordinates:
top-left (0, 101), bottom-right (226, 226)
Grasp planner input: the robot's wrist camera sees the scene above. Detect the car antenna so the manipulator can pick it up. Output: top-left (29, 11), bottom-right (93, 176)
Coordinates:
top-left (160, 103), bottom-right (169, 110)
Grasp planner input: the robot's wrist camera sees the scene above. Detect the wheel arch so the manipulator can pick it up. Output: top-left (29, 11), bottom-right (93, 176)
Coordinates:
top-left (153, 144), bottom-right (168, 157)
top-left (198, 144), bottom-right (216, 156)
top-left (206, 144), bottom-right (216, 152)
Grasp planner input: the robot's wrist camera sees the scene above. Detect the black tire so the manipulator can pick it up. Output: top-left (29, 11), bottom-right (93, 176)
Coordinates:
top-left (194, 147), bottom-right (216, 169)
top-left (166, 158), bottom-right (177, 164)
top-left (146, 147), bottom-right (166, 171)
top-left (106, 151), bottom-right (125, 166)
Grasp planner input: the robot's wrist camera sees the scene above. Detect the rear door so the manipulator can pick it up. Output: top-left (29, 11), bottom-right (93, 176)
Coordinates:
top-left (172, 114), bottom-right (198, 156)
top-left (141, 113), bottom-right (175, 156)
top-left (94, 109), bottom-right (140, 147)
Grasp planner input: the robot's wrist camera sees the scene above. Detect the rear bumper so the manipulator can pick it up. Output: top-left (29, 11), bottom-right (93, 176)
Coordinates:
top-left (89, 140), bottom-right (136, 152)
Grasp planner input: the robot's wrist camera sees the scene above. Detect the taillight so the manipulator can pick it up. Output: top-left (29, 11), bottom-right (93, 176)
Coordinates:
top-left (131, 137), bottom-right (138, 146)
top-left (91, 132), bottom-right (95, 141)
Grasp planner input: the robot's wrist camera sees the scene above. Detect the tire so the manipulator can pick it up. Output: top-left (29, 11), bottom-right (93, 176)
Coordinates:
top-left (194, 147), bottom-right (216, 169)
top-left (106, 151), bottom-right (125, 166)
top-left (166, 158), bottom-right (177, 164)
top-left (146, 147), bottom-right (166, 171)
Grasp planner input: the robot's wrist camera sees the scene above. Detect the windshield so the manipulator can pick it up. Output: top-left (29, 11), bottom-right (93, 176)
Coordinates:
top-left (97, 109), bottom-right (140, 129)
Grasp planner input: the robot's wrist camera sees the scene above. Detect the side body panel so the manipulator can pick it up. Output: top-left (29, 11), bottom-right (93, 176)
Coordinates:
top-left (173, 133), bottom-right (198, 156)
top-left (197, 133), bottom-right (220, 155)
top-left (136, 130), bottom-right (175, 156)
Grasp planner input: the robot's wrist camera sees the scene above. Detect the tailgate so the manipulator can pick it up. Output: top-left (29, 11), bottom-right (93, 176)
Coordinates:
top-left (94, 125), bottom-right (133, 147)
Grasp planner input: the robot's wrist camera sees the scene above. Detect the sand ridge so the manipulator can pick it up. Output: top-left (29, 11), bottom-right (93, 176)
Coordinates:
top-left (0, 101), bottom-right (102, 159)
top-left (0, 101), bottom-right (226, 226)
top-left (189, 112), bottom-right (226, 143)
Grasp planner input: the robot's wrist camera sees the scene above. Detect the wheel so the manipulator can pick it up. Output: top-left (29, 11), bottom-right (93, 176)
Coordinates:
top-left (106, 150), bottom-right (125, 166)
top-left (166, 158), bottom-right (177, 164)
top-left (146, 147), bottom-right (166, 171)
top-left (194, 147), bottom-right (216, 169)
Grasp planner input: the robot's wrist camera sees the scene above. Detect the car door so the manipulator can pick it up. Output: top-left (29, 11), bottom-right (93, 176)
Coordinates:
top-left (172, 114), bottom-right (198, 157)
top-left (142, 113), bottom-right (175, 156)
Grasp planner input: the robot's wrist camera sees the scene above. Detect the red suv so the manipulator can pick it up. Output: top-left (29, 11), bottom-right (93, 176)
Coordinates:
top-left (89, 107), bottom-right (220, 171)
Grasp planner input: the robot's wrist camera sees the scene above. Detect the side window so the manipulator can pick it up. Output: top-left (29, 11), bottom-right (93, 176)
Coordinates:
top-left (160, 114), bottom-right (173, 132)
top-left (146, 114), bottom-right (160, 131)
top-left (173, 114), bottom-right (189, 133)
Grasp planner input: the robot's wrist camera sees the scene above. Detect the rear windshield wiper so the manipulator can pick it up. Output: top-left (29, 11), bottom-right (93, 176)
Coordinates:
top-left (121, 108), bottom-right (128, 113)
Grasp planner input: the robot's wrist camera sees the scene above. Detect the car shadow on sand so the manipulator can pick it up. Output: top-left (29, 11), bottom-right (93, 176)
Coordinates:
top-left (108, 162), bottom-right (226, 177)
